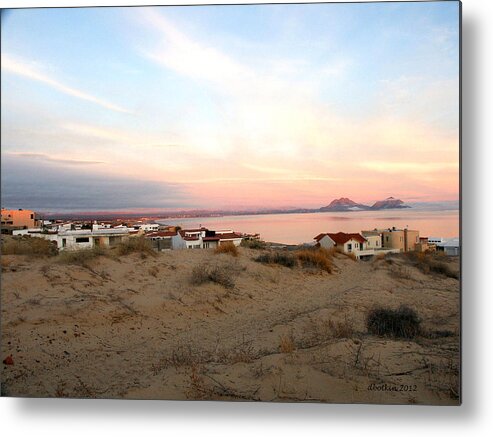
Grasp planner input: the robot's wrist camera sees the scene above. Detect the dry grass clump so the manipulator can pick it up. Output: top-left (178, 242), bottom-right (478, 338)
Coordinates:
top-left (190, 263), bottom-right (235, 289)
top-left (301, 316), bottom-right (355, 347)
top-left (403, 252), bottom-right (458, 279)
top-left (1, 236), bottom-right (58, 257)
top-left (116, 236), bottom-right (155, 256)
top-left (389, 265), bottom-right (412, 280)
top-left (296, 248), bottom-right (333, 273)
top-left (254, 251), bottom-right (296, 268)
top-left (214, 242), bottom-right (239, 257)
top-left (240, 239), bottom-right (266, 249)
top-left (279, 334), bottom-right (295, 353)
top-left (366, 305), bottom-right (421, 339)
top-left (57, 246), bottom-right (106, 265)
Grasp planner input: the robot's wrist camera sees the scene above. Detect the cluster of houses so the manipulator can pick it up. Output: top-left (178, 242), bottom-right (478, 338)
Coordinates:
top-left (314, 227), bottom-right (460, 259)
top-left (0, 208), bottom-right (252, 252)
top-left (1, 208), bottom-right (459, 257)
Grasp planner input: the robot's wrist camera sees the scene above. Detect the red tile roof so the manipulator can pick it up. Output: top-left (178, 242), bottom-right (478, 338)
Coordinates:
top-left (328, 232), bottom-right (366, 244)
top-left (314, 233), bottom-right (327, 242)
top-left (314, 232), bottom-right (366, 245)
top-left (146, 231), bottom-right (177, 238)
top-left (218, 232), bottom-right (243, 240)
top-left (203, 236), bottom-right (220, 241)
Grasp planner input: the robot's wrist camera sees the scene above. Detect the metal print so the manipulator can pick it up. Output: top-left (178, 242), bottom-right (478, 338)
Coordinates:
top-left (0, 1), bottom-right (461, 404)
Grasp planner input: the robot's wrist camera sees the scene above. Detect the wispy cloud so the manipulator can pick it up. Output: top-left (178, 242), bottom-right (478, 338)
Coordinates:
top-left (359, 161), bottom-right (459, 174)
top-left (6, 152), bottom-right (105, 166)
top-left (2, 54), bottom-right (132, 114)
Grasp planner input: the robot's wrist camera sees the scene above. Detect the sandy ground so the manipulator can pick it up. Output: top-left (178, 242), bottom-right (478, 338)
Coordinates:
top-left (1, 247), bottom-right (460, 404)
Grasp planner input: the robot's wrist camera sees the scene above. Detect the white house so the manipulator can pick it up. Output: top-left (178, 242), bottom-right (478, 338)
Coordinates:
top-left (32, 228), bottom-right (131, 251)
top-left (314, 231), bottom-right (400, 260)
top-left (146, 227), bottom-right (244, 250)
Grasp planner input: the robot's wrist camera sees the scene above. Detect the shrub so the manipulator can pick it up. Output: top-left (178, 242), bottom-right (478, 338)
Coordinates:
top-left (116, 236), bottom-right (154, 256)
top-left (279, 334), bottom-right (295, 353)
top-left (254, 251), bottom-right (296, 268)
top-left (240, 239), bottom-right (266, 250)
top-left (1, 236), bottom-right (58, 257)
top-left (190, 263), bottom-right (235, 289)
top-left (296, 248), bottom-right (333, 273)
top-left (366, 305), bottom-right (421, 339)
top-left (404, 252), bottom-right (458, 279)
top-left (214, 242), bottom-right (239, 257)
top-left (57, 246), bottom-right (106, 265)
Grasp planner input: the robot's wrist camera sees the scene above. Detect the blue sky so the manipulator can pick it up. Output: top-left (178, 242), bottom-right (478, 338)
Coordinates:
top-left (1, 2), bottom-right (460, 212)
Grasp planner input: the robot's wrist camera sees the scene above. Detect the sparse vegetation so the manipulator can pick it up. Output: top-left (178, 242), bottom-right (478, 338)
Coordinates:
top-left (366, 305), bottom-right (421, 339)
top-left (296, 248), bottom-right (333, 273)
top-left (116, 236), bottom-right (155, 256)
top-left (279, 334), bottom-right (295, 353)
top-left (240, 239), bottom-right (266, 250)
top-left (254, 251), bottom-right (296, 268)
top-left (300, 315), bottom-right (355, 348)
top-left (190, 263), bottom-right (236, 289)
top-left (1, 236), bottom-right (58, 257)
top-left (403, 252), bottom-right (459, 279)
top-left (214, 242), bottom-right (239, 257)
top-left (389, 265), bottom-right (412, 280)
top-left (57, 246), bottom-right (106, 265)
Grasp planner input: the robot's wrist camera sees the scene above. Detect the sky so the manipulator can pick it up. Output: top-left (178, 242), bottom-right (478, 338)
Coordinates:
top-left (1, 1), bottom-right (460, 213)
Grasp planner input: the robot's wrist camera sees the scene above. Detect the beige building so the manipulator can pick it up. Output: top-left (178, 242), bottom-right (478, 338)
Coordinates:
top-left (381, 228), bottom-right (419, 252)
top-left (1, 208), bottom-right (42, 231)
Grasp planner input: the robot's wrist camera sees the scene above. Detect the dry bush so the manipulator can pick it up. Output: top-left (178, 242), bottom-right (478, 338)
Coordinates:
top-left (254, 251), bottom-right (296, 268)
top-left (57, 246), bottom-right (106, 265)
top-left (366, 305), bottom-right (421, 339)
top-left (186, 365), bottom-right (210, 400)
top-left (279, 334), bottom-right (295, 353)
top-left (296, 248), bottom-right (333, 273)
top-left (240, 239), bottom-right (266, 249)
top-left (340, 251), bottom-right (357, 261)
top-left (389, 265), bottom-right (412, 280)
top-left (214, 242), bottom-right (239, 257)
top-left (116, 236), bottom-right (155, 256)
top-left (403, 252), bottom-right (458, 279)
top-left (328, 318), bottom-right (354, 338)
top-left (300, 315), bottom-right (355, 347)
top-left (190, 263), bottom-right (235, 289)
top-left (1, 236), bottom-right (58, 257)
top-left (148, 266), bottom-right (159, 277)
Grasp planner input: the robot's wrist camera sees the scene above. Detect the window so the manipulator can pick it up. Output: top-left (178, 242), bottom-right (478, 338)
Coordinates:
top-left (347, 243), bottom-right (352, 252)
top-left (75, 237), bottom-right (90, 243)
top-left (30, 214), bottom-right (34, 219)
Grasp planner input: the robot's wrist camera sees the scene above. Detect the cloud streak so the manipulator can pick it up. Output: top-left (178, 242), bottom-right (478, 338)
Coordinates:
top-left (6, 152), bottom-right (105, 166)
top-left (2, 54), bottom-right (132, 114)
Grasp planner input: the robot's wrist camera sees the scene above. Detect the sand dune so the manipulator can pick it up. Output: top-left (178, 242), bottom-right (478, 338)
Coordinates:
top-left (1, 247), bottom-right (460, 404)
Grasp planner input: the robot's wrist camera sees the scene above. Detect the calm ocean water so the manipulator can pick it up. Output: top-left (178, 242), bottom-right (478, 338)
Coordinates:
top-left (158, 209), bottom-right (459, 245)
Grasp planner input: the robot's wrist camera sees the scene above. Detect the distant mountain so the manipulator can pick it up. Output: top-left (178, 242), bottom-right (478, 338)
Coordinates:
top-left (370, 197), bottom-right (410, 210)
top-left (319, 197), bottom-right (370, 212)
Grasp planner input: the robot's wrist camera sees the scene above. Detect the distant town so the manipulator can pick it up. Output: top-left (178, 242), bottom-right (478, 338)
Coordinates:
top-left (1, 207), bottom-right (460, 258)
